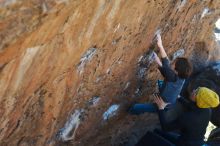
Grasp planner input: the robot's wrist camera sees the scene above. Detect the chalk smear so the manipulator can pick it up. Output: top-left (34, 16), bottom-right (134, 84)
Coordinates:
top-left (214, 19), bottom-right (220, 41)
top-left (103, 104), bottom-right (120, 120)
top-left (56, 109), bottom-right (84, 141)
top-left (172, 49), bottom-right (185, 61)
top-left (77, 48), bottom-right (96, 75)
top-left (177, 0), bottom-right (187, 10)
top-left (88, 96), bottom-right (100, 106)
top-left (124, 82), bottom-right (130, 90)
top-left (201, 8), bottom-right (211, 19)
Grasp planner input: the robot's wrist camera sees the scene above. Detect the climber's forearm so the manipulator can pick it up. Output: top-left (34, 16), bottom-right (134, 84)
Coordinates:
top-left (154, 54), bottom-right (162, 67)
top-left (157, 34), bottom-right (168, 58)
top-left (159, 46), bottom-right (168, 59)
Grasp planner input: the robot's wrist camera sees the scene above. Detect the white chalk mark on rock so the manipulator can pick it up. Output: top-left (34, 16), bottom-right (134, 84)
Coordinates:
top-left (214, 19), bottom-right (220, 41)
top-left (42, 2), bottom-right (49, 13)
top-left (77, 48), bottom-right (96, 75)
top-left (177, 0), bottom-right (187, 10)
top-left (155, 29), bottom-right (161, 36)
top-left (201, 7), bottom-right (211, 19)
top-left (135, 88), bottom-right (140, 95)
top-left (112, 40), bottom-right (117, 45)
top-left (138, 55), bottom-right (143, 63)
top-left (137, 68), bottom-right (147, 79)
top-left (88, 96), bottom-right (100, 106)
top-left (172, 49), bottom-right (185, 61)
top-left (152, 29), bottom-right (161, 42)
top-left (103, 104), bottom-right (120, 120)
top-left (124, 82), bottom-right (130, 90)
top-left (56, 109), bottom-right (84, 142)
top-left (106, 68), bottom-right (111, 74)
top-left (216, 19), bottom-right (220, 29)
top-left (137, 51), bottom-right (155, 79)
top-left (95, 77), bottom-right (102, 83)
top-left (114, 23), bottom-right (121, 33)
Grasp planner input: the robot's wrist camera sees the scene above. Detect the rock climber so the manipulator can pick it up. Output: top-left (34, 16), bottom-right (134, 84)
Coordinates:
top-left (129, 33), bottom-right (192, 116)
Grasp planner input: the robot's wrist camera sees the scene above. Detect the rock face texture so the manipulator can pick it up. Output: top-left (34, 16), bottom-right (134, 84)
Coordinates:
top-left (0, 0), bottom-right (220, 146)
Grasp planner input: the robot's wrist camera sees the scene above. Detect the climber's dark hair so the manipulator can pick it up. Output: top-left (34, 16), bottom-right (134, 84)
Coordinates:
top-left (174, 57), bottom-right (192, 78)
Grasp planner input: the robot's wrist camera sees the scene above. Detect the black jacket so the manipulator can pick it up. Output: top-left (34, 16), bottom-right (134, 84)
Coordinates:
top-left (158, 98), bottom-right (211, 146)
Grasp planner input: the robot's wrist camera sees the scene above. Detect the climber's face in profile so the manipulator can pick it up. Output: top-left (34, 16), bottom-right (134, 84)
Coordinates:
top-left (171, 60), bottom-right (179, 75)
top-left (171, 61), bottom-right (176, 71)
top-left (189, 88), bottom-right (199, 101)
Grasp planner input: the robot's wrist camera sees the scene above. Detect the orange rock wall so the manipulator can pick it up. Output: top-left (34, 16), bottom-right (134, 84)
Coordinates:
top-left (0, 0), bottom-right (220, 145)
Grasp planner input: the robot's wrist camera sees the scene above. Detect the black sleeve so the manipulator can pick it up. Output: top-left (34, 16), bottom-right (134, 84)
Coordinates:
top-left (158, 109), bottom-right (179, 131)
top-left (158, 57), bottom-right (177, 82)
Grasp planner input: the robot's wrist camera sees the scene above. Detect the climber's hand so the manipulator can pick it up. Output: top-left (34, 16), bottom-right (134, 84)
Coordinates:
top-left (157, 34), bottom-right (163, 49)
top-left (153, 94), bottom-right (169, 110)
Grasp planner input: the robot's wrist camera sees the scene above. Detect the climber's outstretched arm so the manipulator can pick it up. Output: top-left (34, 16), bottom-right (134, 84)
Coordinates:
top-left (153, 52), bottom-right (162, 67)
